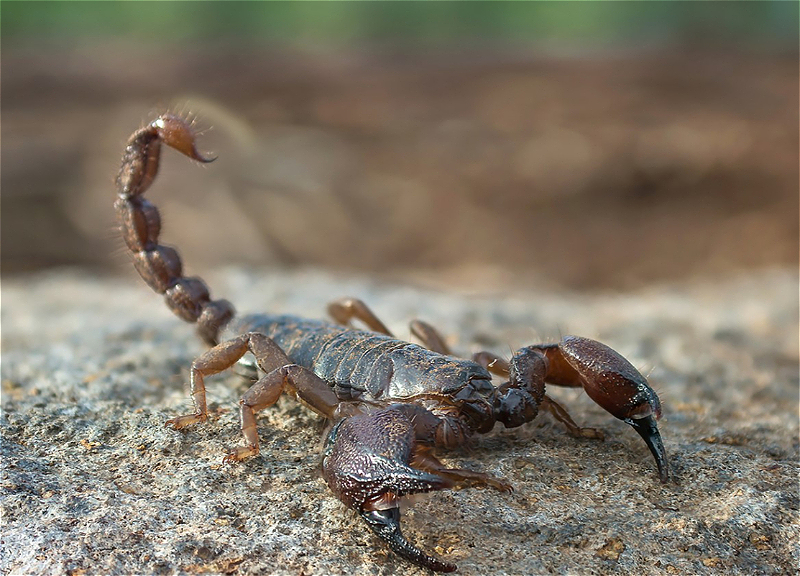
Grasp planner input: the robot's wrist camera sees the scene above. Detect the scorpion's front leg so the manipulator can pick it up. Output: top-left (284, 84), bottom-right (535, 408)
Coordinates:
top-left (165, 332), bottom-right (339, 463)
top-left (323, 407), bottom-right (465, 573)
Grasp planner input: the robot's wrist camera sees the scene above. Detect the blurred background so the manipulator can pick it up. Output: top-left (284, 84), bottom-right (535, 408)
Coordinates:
top-left (2, 2), bottom-right (797, 290)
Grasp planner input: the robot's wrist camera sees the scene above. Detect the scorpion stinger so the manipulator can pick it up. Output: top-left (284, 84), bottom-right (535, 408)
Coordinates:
top-left (115, 114), bottom-right (233, 346)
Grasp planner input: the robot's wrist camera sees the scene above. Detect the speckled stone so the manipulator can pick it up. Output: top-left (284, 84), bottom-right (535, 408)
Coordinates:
top-left (2, 267), bottom-right (797, 575)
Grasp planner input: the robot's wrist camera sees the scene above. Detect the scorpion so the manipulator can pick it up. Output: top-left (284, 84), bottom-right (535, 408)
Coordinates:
top-left (115, 114), bottom-right (669, 573)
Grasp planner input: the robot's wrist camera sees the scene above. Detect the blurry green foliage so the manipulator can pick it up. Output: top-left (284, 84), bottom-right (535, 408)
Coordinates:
top-left (2, 1), bottom-right (796, 49)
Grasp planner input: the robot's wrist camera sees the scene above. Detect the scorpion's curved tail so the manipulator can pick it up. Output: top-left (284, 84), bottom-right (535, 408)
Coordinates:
top-left (115, 115), bottom-right (235, 345)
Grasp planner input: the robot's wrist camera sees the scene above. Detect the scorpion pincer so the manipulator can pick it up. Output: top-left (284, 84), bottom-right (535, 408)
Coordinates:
top-left (115, 114), bottom-right (670, 573)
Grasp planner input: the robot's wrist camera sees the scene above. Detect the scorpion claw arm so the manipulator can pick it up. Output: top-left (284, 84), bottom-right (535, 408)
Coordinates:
top-left (517, 336), bottom-right (670, 482)
top-left (360, 507), bottom-right (456, 573)
top-left (322, 409), bottom-right (459, 572)
top-left (491, 336), bottom-right (669, 481)
top-left (626, 414), bottom-right (670, 483)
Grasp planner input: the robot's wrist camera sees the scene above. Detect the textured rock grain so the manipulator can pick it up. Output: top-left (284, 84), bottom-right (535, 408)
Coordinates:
top-left (2, 267), bottom-right (798, 575)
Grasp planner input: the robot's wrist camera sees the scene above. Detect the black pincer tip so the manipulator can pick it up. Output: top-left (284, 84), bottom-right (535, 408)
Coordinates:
top-left (625, 414), bottom-right (671, 483)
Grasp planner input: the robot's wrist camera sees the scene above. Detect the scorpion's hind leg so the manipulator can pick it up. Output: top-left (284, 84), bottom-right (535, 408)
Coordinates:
top-left (327, 298), bottom-right (393, 336)
top-left (410, 319), bottom-right (453, 355)
top-left (511, 337), bottom-right (670, 482)
top-left (329, 303), bottom-right (452, 356)
top-left (322, 407), bottom-right (459, 573)
top-left (165, 331), bottom-right (339, 464)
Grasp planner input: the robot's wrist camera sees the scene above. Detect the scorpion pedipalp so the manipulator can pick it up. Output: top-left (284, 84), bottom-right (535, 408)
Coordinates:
top-left (499, 336), bottom-right (670, 482)
top-left (360, 507), bottom-right (456, 573)
top-left (549, 336), bottom-right (669, 482)
top-left (322, 408), bottom-right (458, 572)
top-left (473, 335), bottom-right (669, 481)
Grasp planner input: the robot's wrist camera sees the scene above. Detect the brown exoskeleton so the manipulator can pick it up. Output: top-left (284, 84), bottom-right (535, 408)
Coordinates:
top-left (115, 114), bottom-right (669, 573)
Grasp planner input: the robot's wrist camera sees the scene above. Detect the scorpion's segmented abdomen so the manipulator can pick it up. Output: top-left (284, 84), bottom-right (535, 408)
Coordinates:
top-left (231, 314), bottom-right (493, 403)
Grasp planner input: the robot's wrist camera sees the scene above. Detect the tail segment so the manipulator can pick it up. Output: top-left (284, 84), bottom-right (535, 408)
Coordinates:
top-left (115, 114), bottom-right (235, 345)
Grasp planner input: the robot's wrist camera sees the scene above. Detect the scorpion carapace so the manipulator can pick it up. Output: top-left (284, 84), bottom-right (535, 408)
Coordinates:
top-left (115, 114), bottom-right (670, 573)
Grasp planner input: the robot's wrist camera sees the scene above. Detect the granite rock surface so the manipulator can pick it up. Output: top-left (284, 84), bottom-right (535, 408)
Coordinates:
top-left (2, 267), bottom-right (798, 575)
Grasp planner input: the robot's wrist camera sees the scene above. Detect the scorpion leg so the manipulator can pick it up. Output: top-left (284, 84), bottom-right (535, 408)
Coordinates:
top-left (327, 298), bottom-right (393, 336)
top-left (540, 395), bottom-right (605, 439)
top-left (224, 362), bottom-right (340, 463)
top-left (472, 350), bottom-right (511, 376)
top-left (409, 319), bottom-right (453, 355)
top-left (165, 331), bottom-right (339, 463)
top-left (473, 351), bottom-right (604, 439)
top-left (411, 445), bottom-right (512, 493)
top-left (322, 407), bottom-right (460, 573)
